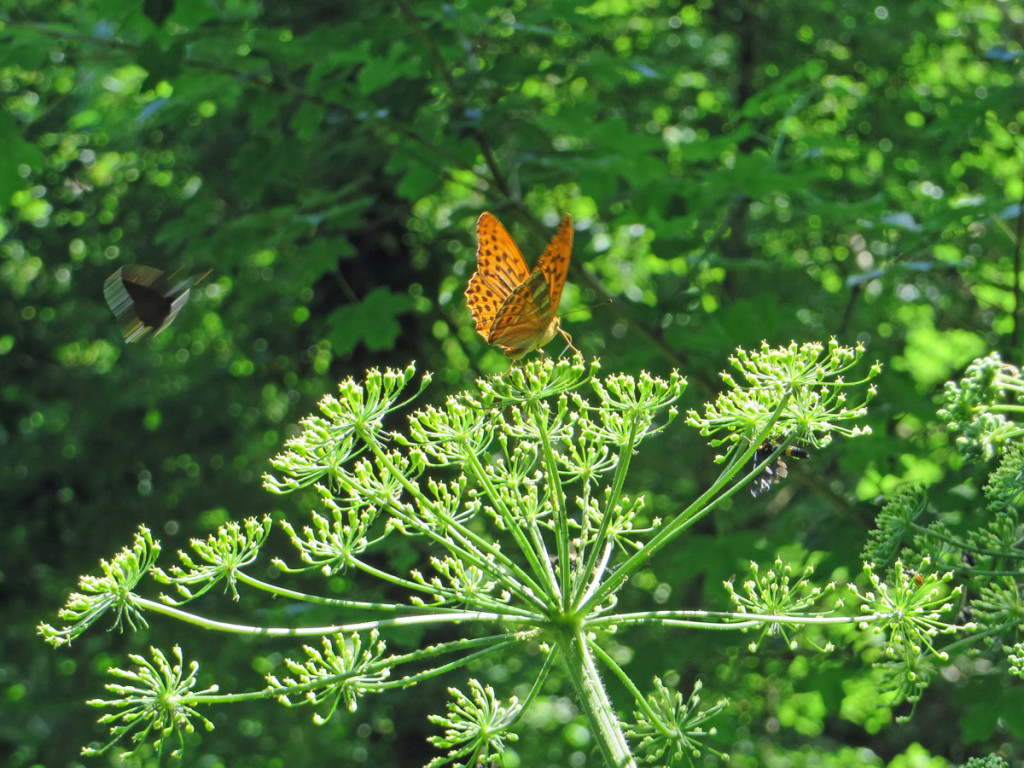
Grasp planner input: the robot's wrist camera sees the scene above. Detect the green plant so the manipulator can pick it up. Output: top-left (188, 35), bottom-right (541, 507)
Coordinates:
top-left (863, 353), bottom-right (1024, 709)
top-left (42, 342), bottom-right (949, 767)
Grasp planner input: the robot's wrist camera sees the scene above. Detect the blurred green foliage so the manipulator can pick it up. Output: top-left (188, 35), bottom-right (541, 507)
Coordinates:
top-left (2, 0), bottom-right (1022, 765)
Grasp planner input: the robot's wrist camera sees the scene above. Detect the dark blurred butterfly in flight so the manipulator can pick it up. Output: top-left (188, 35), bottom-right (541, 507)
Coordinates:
top-left (104, 265), bottom-right (211, 342)
top-left (750, 441), bottom-right (809, 497)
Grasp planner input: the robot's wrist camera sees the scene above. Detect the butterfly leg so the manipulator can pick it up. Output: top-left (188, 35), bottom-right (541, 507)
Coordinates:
top-left (557, 327), bottom-right (581, 357)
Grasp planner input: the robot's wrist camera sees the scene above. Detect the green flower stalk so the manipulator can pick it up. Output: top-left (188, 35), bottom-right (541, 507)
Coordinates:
top-left (40, 527), bottom-right (160, 647)
top-left (426, 678), bottom-right (521, 768)
top-left (41, 344), bottom-right (897, 765)
top-left (849, 561), bottom-right (960, 717)
top-left (688, 338), bottom-right (879, 454)
top-left (625, 678), bottom-right (728, 765)
top-left (938, 353), bottom-right (1024, 461)
top-left (723, 556), bottom-right (837, 653)
top-left (862, 354), bottom-right (1024, 696)
top-left (83, 645), bottom-right (216, 761)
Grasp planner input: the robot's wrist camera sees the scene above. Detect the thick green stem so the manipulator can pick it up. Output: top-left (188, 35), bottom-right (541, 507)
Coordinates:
top-left (560, 627), bottom-right (637, 768)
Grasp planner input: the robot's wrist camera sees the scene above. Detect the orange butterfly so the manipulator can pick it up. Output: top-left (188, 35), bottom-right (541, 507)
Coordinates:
top-left (465, 211), bottom-right (577, 360)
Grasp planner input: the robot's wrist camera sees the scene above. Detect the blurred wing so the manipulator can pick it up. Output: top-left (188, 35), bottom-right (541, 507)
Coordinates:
top-left (105, 265), bottom-right (171, 342)
top-left (487, 270), bottom-right (553, 350)
top-left (465, 212), bottom-right (531, 336)
top-left (104, 265), bottom-right (207, 342)
top-left (155, 269), bottom-right (211, 336)
top-left (104, 265), bottom-right (164, 313)
top-left (153, 289), bottom-right (196, 336)
top-left (533, 213), bottom-right (573, 312)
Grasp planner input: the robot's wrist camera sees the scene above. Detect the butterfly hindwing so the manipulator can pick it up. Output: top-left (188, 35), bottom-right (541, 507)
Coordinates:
top-left (488, 270), bottom-right (555, 350)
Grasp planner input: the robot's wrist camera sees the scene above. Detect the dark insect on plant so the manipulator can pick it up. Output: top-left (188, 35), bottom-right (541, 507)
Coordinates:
top-left (750, 441), bottom-right (810, 497)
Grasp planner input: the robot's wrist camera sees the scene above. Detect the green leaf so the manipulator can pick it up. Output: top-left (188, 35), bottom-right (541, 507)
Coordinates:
top-left (168, 0), bottom-right (221, 28)
top-left (290, 101), bottom-right (326, 143)
top-left (357, 41), bottom-right (417, 94)
top-left (326, 287), bottom-right (413, 355)
top-left (394, 160), bottom-right (441, 203)
top-left (0, 113), bottom-right (44, 205)
top-left (137, 38), bottom-right (185, 91)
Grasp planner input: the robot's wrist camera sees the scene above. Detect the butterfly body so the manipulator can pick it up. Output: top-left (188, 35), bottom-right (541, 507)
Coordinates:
top-left (466, 211), bottom-right (575, 360)
top-left (104, 264), bottom-right (210, 342)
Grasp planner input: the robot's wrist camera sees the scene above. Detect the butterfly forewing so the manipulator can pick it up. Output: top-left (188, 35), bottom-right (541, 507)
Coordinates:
top-left (534, 213), bottom-right (573, 311)
top-left (465, 213), bottom-right (532, 336)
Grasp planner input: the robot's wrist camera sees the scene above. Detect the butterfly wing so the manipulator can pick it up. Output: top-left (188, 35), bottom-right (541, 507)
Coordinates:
top-left (465, 212), bottom-right (532, 339)
top-left (532, 213), bottom-right (573, 313)
top-left (154, 269), bottom-right (212, 335)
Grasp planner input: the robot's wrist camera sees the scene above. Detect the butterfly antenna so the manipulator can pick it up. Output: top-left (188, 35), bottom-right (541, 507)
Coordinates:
top-left (194, 269), bottom-right (213, 286)
top-left (562, 298), bottom-right (612, 322)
